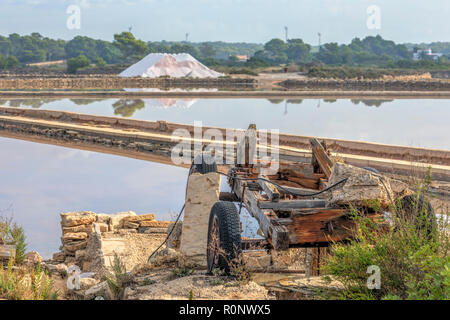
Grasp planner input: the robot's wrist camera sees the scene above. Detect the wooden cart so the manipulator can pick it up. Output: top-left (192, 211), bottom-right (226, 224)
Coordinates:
top-left (199, 129), bottom-right (383, 274)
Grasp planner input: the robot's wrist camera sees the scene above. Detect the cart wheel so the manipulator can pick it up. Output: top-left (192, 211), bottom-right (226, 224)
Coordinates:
top-left (399, 194), bottom-right (436, 234)
top-left (191, 153), bottom-right (217, 175)
top-left (207, 201), bottom-right (242, 275)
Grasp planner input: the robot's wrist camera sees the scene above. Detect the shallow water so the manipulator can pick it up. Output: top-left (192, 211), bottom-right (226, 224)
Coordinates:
top-left (1, 97), bottom-right (449, 150)
top-left (0, 136), bottom-right (259, 258)
top-left (0, 137), bottom-right (188, 257)
top-left (1, 97), bottom-right (449, 257)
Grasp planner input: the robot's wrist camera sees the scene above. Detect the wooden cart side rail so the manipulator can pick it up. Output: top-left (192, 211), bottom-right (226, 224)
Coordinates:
top-left (232, 178), bottom-right (289, 250)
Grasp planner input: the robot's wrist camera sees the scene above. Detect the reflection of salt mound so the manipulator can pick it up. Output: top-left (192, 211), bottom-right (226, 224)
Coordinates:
top-left (142, 99), bottom-right (197, 109)
top-left (119, 53), bottom-right (224, 78)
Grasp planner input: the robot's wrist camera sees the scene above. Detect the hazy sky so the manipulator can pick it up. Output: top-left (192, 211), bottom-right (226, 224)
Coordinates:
top-left (1, 0), bottom-right (449, 44)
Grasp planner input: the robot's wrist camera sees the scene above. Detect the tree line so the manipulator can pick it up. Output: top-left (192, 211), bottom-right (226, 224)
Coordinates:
top-left (0, 32), bottom-right (449, 73)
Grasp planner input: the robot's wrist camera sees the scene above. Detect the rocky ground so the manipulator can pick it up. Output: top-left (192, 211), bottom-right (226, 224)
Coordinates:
top-left (24, 210), bottom-right (332, 300)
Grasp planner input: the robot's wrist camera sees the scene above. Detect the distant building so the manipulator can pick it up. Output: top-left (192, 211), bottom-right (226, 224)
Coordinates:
top-left (234, 55), bottom-right (248, 62)
top-left (413, 48), bottom-right (443, 61)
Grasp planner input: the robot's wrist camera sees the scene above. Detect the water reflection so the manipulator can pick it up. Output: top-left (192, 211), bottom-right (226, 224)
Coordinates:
top-left (112, 99), bottom-right (145, 117)
top-left (0, 98), bottom-right (449, 150)
top-left (0, 137), bottom-right (259, 257)
top-left (350, 99), bottom-right (394, 107)
top-left (0, 137), bottom-right (187, 257)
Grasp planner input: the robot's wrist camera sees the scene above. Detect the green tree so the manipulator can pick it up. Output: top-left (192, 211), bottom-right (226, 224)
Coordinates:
top-left (113, 32), bottom-right (148, 63)
top-left (286, 39), bottom-right (311, 63)
top-left (67, 54), bottom-right (90, 74)
top-left (6, 55), bottom-right (19, 68)
top-left (199, 43), bottom-right (216, 58)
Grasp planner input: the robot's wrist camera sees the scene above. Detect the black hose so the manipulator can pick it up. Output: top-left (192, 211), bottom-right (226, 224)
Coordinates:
top-left (215, 171), bottom-right (348, 197)
top-left (147, 166), bottom-right (348, 263)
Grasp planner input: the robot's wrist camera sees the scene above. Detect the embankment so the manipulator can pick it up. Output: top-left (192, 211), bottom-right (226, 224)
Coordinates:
top-left (280, 79), bottom-right (450, 91)
top-left (0, 106), bottom-right (449, 181)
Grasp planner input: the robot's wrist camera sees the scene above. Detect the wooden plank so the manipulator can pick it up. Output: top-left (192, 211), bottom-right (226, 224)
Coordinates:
top-left (236, 124), bottom-right (257, 167)
top-left (233, 179), bottom-right (289, 250)
top-left (0, 245), bottom-right (16, 260)
top-left (258, 174), bottom-right (280, 202)
top-left (286, 209), bottom-right (357, 244)
top-left (277, 185), bottom-right (318, 196)
top-left (219, 192), bottom-right (238, 202)
top-left (310, 138), bottom-right (333, 178)
top-left (258, 199), bottom-right (328, 210)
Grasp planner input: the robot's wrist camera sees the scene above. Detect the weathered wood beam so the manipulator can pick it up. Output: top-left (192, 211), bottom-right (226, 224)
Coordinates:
top-left (258, 174), bottom-right (280, 202)
top-left (236, 124), bottom-right (257, 167)
top-left (258, 199), bottom-right (328, 210)
top-left (285, 209), bottom-right (371, 244)
top-left (310, 138), bottom-right (333, 178)
top-left (233, 179), bottom-right (289, 250)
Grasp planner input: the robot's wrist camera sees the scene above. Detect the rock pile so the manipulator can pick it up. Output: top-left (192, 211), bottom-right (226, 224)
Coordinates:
top-left (60, 211), bottom-right (96, 259)
top-left (52, 211), bottom-right (170, 265)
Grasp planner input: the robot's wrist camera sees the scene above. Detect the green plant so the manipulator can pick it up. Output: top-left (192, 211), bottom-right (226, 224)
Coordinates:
top-left (66, 54), bottom-right (90, 74)
top-left (140, 277), bottom-right (155, 286)
top-left (0, 216), bottom-right (27, 265)
top-left (172, 267), bottom-right (194, 278)
top-left (0, 257), bottom-right (58, 300)
top-left (322, 175), bottom-right (449, 300)
top-left (104, 251), bottom-right (129, 300)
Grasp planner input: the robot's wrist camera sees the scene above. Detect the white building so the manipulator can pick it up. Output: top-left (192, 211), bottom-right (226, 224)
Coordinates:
top-left (413, 48), bottom-right (443, 61)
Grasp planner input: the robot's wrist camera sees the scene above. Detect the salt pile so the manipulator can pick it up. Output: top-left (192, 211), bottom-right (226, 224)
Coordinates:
top-left (119, 53), bottom-right (224, 78)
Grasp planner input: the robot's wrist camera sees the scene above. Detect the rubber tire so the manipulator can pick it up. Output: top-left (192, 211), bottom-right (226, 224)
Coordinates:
top-left (192, 154), bottom-right (217, 175)
top-left (399, 194), bottom-right (436, 234)
top-left (207, 201), bottom-right (242, 275)
top-left (362, 167), bottom-right (380, 174)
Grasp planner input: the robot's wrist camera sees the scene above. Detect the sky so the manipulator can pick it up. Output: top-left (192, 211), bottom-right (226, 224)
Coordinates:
top-left (0, 0), bottom-right (449, 44)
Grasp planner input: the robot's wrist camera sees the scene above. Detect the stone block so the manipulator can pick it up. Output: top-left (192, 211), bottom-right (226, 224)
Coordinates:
top-left (180, 172), bottom-right (221, 267)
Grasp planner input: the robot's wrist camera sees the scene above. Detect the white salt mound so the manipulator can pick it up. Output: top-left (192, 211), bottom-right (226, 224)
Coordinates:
top-left (119, 53), bottom-right (224, 78)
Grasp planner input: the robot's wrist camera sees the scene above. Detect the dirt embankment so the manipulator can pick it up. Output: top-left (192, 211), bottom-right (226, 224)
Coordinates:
top-left (0, 76), bottom-right (256, 90)
top-left (280, 78), bottom-right (450, 91)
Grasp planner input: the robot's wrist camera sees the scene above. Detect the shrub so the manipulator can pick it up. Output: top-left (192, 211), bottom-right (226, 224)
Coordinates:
top-left (322, 175), bottom-right (449, 300)
top-left (0, 216), bottom-right (27, 264)
top-left (104, 251), bottom-right (130, 300)
top-left (66, 54), bottom-right (91, 74)
top-left (0, 257), bottom-right (58, 300)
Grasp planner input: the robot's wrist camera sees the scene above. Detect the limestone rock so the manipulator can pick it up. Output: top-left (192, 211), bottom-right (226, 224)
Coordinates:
top-left (327, 163), bottom-right (394, 208)
top-left (139, 220), bottom-right (172, 228)
top-left (84, 281), bottom-right (113, 300)
top-left (142, 227), bottom-right (168, 234)
top-left (108, 211), bottom-right (137, 231)
top-left (180, 172), bottom-right (221, 267)
top-left (96, 214), bottom-right (112, 224)
top-left (389, 178), bottom-right (412, 197)
top-left (64, 239), bottom-right (88, 252)
top-left (62, 224), bottom-right (93, 235)
top-left (80, 277), bottom-right (99, 290)
top-left (24, 251), bottom-right (42, 266)
top-left (62, 232), bottom-right (88, 241)
top-left (52, 251), bottom-right (66, 263)
top-left (166, 222), bottom-right (182, 249)
top-left (45, 263), bottom-right (68, 275)
top-left (123, 221), bottom-right (140, 229)
top-left (93, 222), bottom-right (109, 233)
top-left (148, 248), bottom-right (181, 267)
top-left (61, 211), bottom-right (96, 228)
top-left (242, 251), bottom-right (272, 270)
top-left (75, 249), bottom-right (86, 262)
top-left (123, 213), bottom-right (155, 223)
